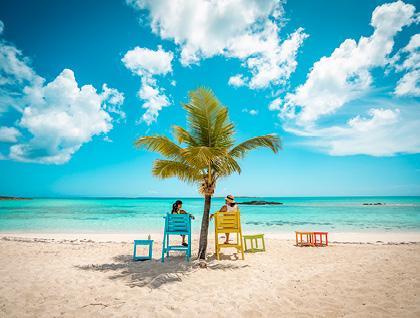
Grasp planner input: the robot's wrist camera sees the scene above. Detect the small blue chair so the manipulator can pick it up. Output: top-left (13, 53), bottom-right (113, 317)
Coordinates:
top-left (161, 213), bottom-right (192, 262)
top-left (133, 239), bottom-right (153, 261)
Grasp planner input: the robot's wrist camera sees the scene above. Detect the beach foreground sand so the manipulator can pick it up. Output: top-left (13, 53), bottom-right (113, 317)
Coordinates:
top-left (1, 236), bottom-right (419, 317)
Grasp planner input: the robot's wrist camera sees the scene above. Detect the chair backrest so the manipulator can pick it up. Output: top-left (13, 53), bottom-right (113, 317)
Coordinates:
top-left (164, 213), bottom-right (191, 234)
top-left (214, 211), bottom-right (241, 232)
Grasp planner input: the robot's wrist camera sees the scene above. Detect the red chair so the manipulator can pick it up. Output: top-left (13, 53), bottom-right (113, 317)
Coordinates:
top-left (313, 232), bottom-right (328, 247)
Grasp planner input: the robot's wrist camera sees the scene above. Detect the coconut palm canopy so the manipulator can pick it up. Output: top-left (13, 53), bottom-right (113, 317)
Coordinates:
top-left (135, 87), bottom-right (281, 259)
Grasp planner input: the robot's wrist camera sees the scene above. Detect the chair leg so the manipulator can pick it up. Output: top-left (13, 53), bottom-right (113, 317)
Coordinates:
top-left (161, 234), bottom-right (166, 263)
top-left (133, 242), bottom-right (137, 260)
top-left (187, 234), bottom-right (191, 261)
top-left (262, 236), bottom-right (266, 251)
top-left (239, 233), bottom-right (245, 260)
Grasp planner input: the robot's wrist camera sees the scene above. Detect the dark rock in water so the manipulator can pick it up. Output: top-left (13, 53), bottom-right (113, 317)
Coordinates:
top-left (362, 202), bottom-right (384, 206)
top-left (237, 200), bottom-right (283, 205)
top-left (0, 196), bottom-right (32, 200)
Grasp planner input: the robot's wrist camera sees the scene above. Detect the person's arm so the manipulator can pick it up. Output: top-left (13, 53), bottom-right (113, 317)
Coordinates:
top-left (211, 205), bottom-right (227, 220)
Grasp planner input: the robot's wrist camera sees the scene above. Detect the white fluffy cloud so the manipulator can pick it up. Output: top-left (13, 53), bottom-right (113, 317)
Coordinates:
top-left (281, 1), bottom-right (416, 125)
top-left (0, 22), bottom-right (125, 164)
top-left (393, 34), bottom-right (420, 96)
top-left (128, 0), bottom-right (307, 89)
top-left (122, 46), bottom-right (173, 125)
top-left (268, 97), bottom-right (282, 111)
top-left (274, 1), bottom-right (420, 157)
top-left (0, 40), bottom-right (43, 115)
top-left (242, 108), bottom-right (258, 116)
top-left (121, 46), bottom-right (173, 76)
top-left (228, 74), bottom-right (245, 87)
top-left (286, 107), bottom-right (420, 156)
top-left (237, 27), bottom-right (308, 89)
top-left (0, 126), bottom-right (20, 143)
top-left (9, 69), bottom-right (124, 164)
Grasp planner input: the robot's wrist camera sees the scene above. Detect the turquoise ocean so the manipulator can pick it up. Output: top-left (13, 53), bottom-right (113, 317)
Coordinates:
top-left (1, 197), bottom-right (419, 234)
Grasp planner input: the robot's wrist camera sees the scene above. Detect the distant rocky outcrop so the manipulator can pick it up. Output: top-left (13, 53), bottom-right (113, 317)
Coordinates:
top-left (0, 196), bottom-right (32, 200)
top-left (236, 200), bottom-right (283, 205)
top-left (362, 202), bottom-right (384, 206)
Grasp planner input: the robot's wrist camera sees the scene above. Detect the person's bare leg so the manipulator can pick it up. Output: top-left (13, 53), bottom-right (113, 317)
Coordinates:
top-left (182, 235), bottom-right (187, 246)
top-left (224, 233), bottom-right (230, 244)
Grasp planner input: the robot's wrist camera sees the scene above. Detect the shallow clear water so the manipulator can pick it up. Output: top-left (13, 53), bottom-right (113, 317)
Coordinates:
top-left (0, 197), bottom-right (419, 233)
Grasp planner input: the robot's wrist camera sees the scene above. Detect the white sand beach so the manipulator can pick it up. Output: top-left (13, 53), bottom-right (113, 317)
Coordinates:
top-left (1, 234), bottom-right (419, 317)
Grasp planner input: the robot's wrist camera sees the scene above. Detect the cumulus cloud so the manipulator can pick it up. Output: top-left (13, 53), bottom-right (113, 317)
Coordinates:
top-left (242, 108), bottom-right (258, 116)
top-left (280, 1), bottom-right (416, 125)
top-left (237, 27), bottom-right (308, 89)
top-left (286, 106), bottom-right (420, 156)
top-left (273, 1), bottom-right (420, 157)
top-left (0, 21), bottom-right (125, 164)
top-left (268, 97), bottom-right (282, 111)
top-left (0, 126), bottom-right (21, 143)
top-left (228, 74), bottom-right (245, 87)
top-left (122, 46), bottom-right (173, 76)
top-left (8, 69), bottom-right (124, 164)
top-left (122, 46), bottom-right (173, 125)
top-left (128, 0), bottom-right (307, 89)
top-left (0, 40), bottom-right (43, 115)
top-left (393, 34), bottom-right (420, 96)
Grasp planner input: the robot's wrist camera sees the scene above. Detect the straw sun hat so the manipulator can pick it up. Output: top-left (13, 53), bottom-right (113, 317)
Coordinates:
top-left (225, 195), bottom-right (235, 204)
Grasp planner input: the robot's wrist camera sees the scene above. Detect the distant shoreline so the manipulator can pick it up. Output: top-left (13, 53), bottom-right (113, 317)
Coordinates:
top-left (0, 196), bottom-right (32, 201)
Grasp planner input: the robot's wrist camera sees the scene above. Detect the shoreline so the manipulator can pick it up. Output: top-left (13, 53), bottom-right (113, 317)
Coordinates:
top-left (2, 230), bottom-right (420, 243)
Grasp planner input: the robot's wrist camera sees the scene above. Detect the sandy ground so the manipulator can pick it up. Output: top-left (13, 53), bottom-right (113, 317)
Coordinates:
top-left (0, 235), bottom-right (419, 317)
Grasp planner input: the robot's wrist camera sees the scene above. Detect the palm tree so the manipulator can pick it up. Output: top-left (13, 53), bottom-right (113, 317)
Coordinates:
top-left (135, 87), bottom-right (280, 260)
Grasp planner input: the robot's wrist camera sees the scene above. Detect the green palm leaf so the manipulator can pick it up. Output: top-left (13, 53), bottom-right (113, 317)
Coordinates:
top-left (229, 134), bottom-right (281, 159)
top-left (134, 135), bottom-right (182, 159)
top-left (152, 159), bottom-right (202, 183)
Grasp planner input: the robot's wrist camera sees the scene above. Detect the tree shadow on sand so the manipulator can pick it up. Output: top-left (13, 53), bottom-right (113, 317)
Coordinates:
top-left (76, 252), bottom-right (249, 289)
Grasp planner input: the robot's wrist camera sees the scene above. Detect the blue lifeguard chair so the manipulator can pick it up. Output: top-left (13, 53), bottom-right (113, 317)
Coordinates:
top-left (161, 213), bottom-right (192, 262)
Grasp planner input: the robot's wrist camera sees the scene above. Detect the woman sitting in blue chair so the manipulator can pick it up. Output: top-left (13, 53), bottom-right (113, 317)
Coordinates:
top-left (171, 200), bottom-right (195, 246)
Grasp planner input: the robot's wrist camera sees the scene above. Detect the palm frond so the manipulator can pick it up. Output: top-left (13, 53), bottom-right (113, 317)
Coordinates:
top-left (152, 159), bottom-right (202, 183)
top-left (183, 87), bottom-right (225, 146)
top-left (181, 146), bottom-right (227, 169)
top-left (213, 155), bottom-right (242, 177)
top-left (134, 135), bottom-right (182, 159)
top-left (229, 134), bottom-right (281, 159)
top-left (172, 125), bottom-right (198, 146)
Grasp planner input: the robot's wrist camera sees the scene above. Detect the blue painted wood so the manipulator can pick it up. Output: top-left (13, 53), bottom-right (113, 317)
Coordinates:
top-left (133, 239), bottom-right (153, 261)
top-left (161, 213), bottom-right (192, 262)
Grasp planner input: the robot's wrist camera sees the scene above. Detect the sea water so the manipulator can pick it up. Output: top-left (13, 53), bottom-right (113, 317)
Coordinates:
top-left (0, 197), bottom-right (419, 234)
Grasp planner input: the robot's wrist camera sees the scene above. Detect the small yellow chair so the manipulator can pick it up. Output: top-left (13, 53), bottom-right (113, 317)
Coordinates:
top-left (214, 211), bottom-right (245, 260)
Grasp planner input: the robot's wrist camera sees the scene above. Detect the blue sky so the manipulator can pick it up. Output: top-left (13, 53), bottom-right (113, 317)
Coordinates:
top-left (0, 0), bottom-right (419, 197)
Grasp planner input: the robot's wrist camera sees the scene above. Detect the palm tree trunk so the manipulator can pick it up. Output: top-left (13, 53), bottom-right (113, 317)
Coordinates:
top-left (198, 194), bottom-right (212, 260)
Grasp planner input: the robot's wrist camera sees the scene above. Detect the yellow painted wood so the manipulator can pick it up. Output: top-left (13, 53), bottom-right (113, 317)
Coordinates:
top-left (214, 210), bottom-right (245, 260)
top-left (243, 234), bottom-right (266, 253)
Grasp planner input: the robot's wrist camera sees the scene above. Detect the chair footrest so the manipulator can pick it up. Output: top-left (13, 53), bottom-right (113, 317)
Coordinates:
top-left (218, 243), bottom-right (241, 248)
top-left (166, 245), bottom-right (188, 251)
top-left (244, 248), bottom-right (265, 253)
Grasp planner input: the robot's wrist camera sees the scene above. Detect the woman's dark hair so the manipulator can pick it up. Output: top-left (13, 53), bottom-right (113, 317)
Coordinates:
top-left (171, 200), bottom-right (183, 213)
top-left (229, 202), bottom-right (236, 207)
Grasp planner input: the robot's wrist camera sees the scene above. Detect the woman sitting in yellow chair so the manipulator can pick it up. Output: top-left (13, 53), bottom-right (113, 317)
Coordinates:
top-left (218, 194), bottom-right (238, 244)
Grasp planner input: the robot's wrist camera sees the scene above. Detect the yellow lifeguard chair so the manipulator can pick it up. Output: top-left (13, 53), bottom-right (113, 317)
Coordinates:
top-left (214, 211), bottom-right (245, 260)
